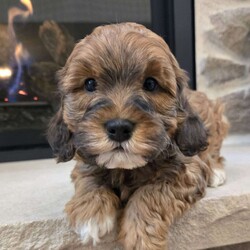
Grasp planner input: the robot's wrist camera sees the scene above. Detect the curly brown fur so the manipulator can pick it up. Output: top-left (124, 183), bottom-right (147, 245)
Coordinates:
top-left (47, 23), bottom-right (229, 249)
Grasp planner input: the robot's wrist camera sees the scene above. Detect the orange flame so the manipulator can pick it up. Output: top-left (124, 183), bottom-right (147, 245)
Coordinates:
top-left (8, 0), bottom-right (33, 22)
top-left (7, 0), bottom-right (33, 100)
top-left (8, 0), bottom-right (33, 41)
top-left (14, 43), bottom-right (23, 64)
top-left (21, 0), bottom-right (33, 15)
top-left (8, 0), bottom-right (33, 67)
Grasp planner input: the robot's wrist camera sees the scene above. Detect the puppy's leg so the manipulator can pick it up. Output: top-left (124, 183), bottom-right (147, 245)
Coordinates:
top-left (203, 102), bottom-right (229, 188)
top-left (206, 156), bottom-right (226, 188)
top-left (119, 157), bottom-right (209, 250)
top-left (119, 183), bottom-right (173, 250)
top-left (65, 164), bottom-right (119, 245)
top-left (186, 90), bottom-right (229, 188)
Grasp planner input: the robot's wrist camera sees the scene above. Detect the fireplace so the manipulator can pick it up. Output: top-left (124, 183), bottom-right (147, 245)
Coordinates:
top-left (0, 0), bottom-right (195, 162)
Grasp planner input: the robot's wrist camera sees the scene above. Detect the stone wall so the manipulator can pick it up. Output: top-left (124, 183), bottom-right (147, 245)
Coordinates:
top-left (195, 0), bottom-right (250, 134)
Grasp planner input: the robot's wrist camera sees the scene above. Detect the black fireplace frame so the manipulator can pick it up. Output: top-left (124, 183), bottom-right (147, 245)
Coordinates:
top-left (151, 0), bottom-right (196, 88)
top-left (0, 0), bottom-right (196, 162)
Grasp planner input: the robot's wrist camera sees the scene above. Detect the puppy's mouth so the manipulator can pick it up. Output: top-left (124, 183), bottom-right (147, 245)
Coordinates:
top-left (96, 145), bottom-right (147, 170)
top-left (113, 146), bottom-right (124, 151)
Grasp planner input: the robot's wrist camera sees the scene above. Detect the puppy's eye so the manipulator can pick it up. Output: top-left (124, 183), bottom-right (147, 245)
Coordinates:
top-left (85, 78), bottom-right (97, 92)
top-left (143, 77), bottom-right (158, 92)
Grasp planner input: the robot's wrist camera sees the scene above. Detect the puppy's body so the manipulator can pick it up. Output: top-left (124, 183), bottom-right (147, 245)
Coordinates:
top-left (48, 23), bottom-right (229, 249)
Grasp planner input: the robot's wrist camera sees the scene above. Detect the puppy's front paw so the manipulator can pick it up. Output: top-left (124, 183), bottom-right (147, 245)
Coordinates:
top-left (65, 188), bottom-right (119, 245)
top-left (119, 207), bottom-right (168, 250)
top-left (76, 214), bottom-right (116, 245)
top-left (120, 217), bottom-right (168, 250)
top-left (209, 168), bottom-right (226, 187)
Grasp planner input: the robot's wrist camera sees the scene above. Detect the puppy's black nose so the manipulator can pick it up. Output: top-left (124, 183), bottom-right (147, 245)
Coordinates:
top-left (105, 119), bottom-right (134, 142)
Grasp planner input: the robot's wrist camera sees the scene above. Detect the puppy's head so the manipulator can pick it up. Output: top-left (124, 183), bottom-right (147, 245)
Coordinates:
top-left (48, 23), bottom-right (207, 168)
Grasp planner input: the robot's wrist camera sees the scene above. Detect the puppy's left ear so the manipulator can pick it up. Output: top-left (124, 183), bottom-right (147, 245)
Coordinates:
top-left (47, 107), bottom-right (75, 162)
top-left (175, 94), bottom-right (208, 156)
top-left (170, 55), bottom-right (208, 156)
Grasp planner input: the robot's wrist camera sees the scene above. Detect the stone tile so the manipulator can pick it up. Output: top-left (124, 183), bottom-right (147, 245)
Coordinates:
top-left (200, 57), bottom-right (246, 86)
top-left (209, 8), bottom-right (250, 59)
top-left (221, 88), bottom-right (250, 134)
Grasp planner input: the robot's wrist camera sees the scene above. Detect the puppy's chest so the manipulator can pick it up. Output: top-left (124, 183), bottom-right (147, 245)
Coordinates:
top-left (106, 167), bottom-right (164, 205)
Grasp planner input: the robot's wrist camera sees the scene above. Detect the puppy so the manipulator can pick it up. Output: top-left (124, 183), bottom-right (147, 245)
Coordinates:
top-left (48, 23), bottom-right (229, 250)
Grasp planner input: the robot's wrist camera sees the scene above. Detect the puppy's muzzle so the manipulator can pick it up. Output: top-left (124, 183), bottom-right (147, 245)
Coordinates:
top-left (105, 119), bottom-right (135, 142)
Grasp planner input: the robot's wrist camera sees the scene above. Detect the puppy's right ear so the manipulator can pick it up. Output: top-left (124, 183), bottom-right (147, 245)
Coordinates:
top-left (47, 107), bottom-right (75, 162)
